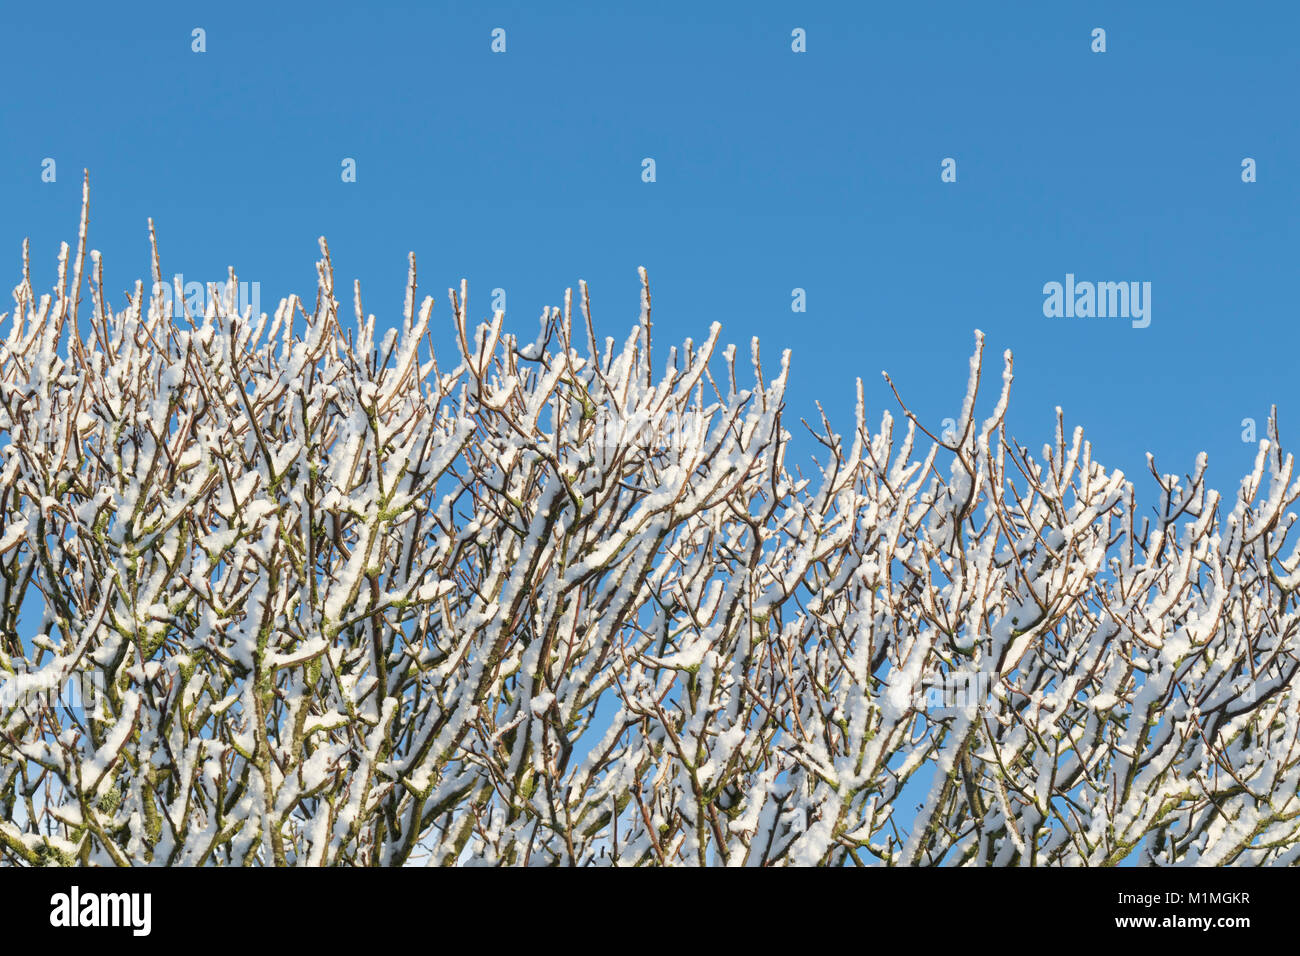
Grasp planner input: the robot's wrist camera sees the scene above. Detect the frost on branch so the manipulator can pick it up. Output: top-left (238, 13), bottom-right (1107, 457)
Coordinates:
top-left (2, 189), bottom-right (1300, 866)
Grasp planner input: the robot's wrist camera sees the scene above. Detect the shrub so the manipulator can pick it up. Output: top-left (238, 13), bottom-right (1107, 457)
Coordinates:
top-left (2, 184), bottom-right (1298, 865)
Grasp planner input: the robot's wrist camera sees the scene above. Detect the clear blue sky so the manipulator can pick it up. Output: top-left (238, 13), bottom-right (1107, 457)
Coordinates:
top-left (3, 0), bottom-right (1295, 867)
top-left (3, 0), bottom-right (1296, 498)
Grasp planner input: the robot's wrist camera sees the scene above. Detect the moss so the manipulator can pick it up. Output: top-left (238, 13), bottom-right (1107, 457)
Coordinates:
top-left (142, 629), bottom-right (167, 658)
top-left (97, 783), bottom-right (123, 814)
top-left (35, 842), bottom-right (75, 867)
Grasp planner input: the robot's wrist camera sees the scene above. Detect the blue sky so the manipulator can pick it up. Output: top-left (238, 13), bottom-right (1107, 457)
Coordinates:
top-left (1, 0), bottom-right (1296, 864)
top-left (3, 0), bottom-right (1296, 500)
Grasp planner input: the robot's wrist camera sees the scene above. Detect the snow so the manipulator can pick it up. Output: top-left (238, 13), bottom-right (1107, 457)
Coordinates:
top-left (3, 204), bottom-right (1299, 868)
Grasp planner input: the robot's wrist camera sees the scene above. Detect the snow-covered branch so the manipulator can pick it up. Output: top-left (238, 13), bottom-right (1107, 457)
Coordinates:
top-left (2, 189), bottom-right (1298, 866)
